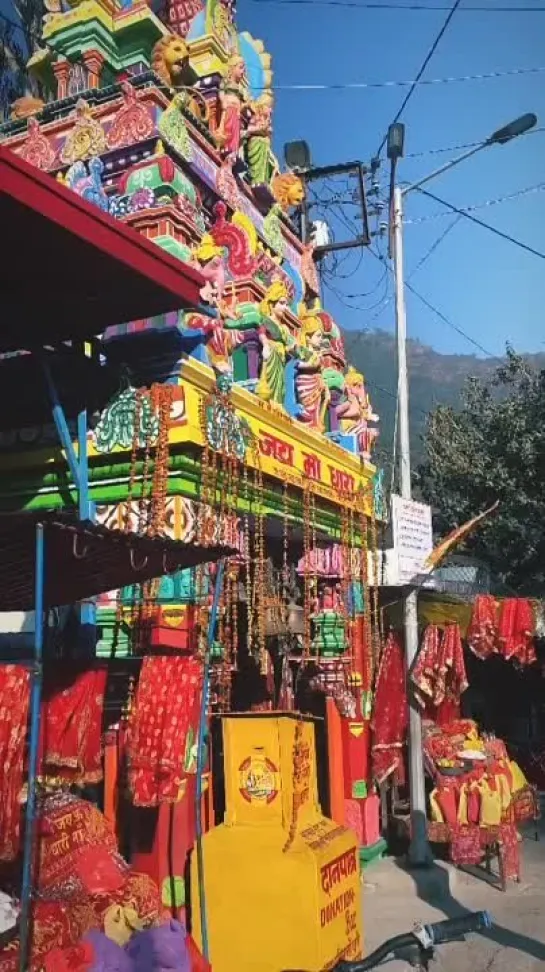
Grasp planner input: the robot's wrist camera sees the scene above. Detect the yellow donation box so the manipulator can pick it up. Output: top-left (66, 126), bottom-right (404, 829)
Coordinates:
top-left (191, 714), bottom-right (363, 972)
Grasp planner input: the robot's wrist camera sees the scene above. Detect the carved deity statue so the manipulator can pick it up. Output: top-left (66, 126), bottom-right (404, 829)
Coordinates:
top-left (216, 55), bottom-right (248, 159)
top-left (336, 366), bottom-right (379, 459)
top-left (243, 91), bottom-right (279, 187)
top-left (295, 307), bottom-right (330, 432)
top-left (191, 234), bottom-right (226, 307)
top-left (256, 280), bottom-right (297, 405)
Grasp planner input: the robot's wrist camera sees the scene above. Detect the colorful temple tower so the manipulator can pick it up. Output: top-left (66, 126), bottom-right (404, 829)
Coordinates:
top-left (0, 0), bottom-right (384, 963)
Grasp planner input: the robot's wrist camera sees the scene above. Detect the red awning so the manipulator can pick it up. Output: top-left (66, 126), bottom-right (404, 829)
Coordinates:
top-left (0, 512), bottom-right (233, 611)
top-left (0, 146), bottom-right (207, 353)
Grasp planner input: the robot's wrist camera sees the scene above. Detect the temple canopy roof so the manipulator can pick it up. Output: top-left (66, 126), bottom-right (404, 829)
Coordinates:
top-left (0, 146), bottom-right (208, 353)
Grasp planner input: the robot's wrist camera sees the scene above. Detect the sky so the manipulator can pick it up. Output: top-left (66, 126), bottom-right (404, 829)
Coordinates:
top-left (238, 0), bottom-right (545, 356)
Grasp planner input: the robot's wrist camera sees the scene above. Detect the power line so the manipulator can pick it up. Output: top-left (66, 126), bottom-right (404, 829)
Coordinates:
top-left (410, 215), bottom-right (461, 268)
top-left (404, 280), bottom-right (504, 361)
top-left (250, 0), bottom-right (545, 9)
top-left (375, 0), bottom-right (462, 156)
top-left (270, 65), bottom-right (544, 91)
top-left (414, 186), bottom-right (545, 259)
top-left (405, 183), bottom-right (545, 224)
top-left (406, 126), bottom-right (545, 159)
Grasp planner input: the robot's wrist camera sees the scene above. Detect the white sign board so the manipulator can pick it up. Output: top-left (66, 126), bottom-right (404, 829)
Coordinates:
top-left (391, 495), bottom-right (433, 586)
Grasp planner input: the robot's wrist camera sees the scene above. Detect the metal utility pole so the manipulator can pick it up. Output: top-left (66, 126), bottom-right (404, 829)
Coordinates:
top-left (392, 184), bottom-right (431, 865)
top-left (389, 110), bottom-right (536, 867)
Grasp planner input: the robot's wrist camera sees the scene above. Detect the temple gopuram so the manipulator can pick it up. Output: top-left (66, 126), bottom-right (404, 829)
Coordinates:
top-left (0, 2), bottom-right (385, 969)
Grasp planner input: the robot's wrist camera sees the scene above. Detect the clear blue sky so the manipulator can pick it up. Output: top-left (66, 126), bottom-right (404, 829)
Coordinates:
top-left (239, 0), bottom-right (545, 356)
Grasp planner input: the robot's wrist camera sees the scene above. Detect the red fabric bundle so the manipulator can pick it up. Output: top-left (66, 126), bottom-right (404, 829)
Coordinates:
top-left (498, 822), bottom-right (520, 882)
top-left (497, 598), bottom-right (536, 665)
top-left (412, 624), bottom-right (441, 707)
top-left (371, 632), bottom-right (408, 786)
top-left (41, 940), bottom-right (95, 972)
top-left (0, 665), bottom-right (31, 862)
top-left (450, 825), bottom-right (482, 866)
top-left (412, 624), bottom-right (468, 714)
top-left (127, 656), bottom-right (203, 806)
top-left (39, 666), bottom-right (107, 784)
top-left (36, 792), bottom-right (127, 901)
top-left (467, 595), bottom-right (498, 660)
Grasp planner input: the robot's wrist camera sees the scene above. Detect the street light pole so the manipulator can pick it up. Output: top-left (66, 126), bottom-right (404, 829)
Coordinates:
top-left (389, 111), bottom-right (537, 867)
top-left (392, 184), bottom-right (431, 865)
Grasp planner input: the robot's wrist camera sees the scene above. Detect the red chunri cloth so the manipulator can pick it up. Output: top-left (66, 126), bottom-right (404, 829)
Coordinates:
top-left (467, 595), bottom-right (498, 660)
top-left (38, 666), bottom-right (107, 784)
top-left (371, 632), bottom-right (408, 786)
top-left (127, 656), bottom-right (203, 806)
top-left (0, 665), bottom-right (31, 861)
top-left (412, 624), bottom-right (468, 710)
top-left (497, 598), bottom-right (536, 665)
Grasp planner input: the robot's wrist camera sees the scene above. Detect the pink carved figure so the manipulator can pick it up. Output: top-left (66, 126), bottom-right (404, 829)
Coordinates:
top-left (190, 235), bottom-right (226, 306)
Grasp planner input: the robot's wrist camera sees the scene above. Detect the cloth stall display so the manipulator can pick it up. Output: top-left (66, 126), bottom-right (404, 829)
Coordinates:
top-left (371, 632), bottom-right (408, 786)
top-left (126, 656), bottom-right (202, 807)
top-left (467, 595), bottom-right (537, 665)
top-left (497, 598), bottom-right (536, 665)
top-left (38, 666), bottom-right (108, 785)
top-left (0, 665), bottom-right (31, 862)
top-left (423, 720), bottom-right (538, 886)
top-left (411, 623), bottom-right (468, 722)
top-left (0, 793), bottom-right (167, 971)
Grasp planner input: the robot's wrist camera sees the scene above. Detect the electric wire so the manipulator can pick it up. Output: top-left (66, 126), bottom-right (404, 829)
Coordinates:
top-left (404, 279), bottom-right (505, 361)
top-left (406, 126), bottom-right (545, 159)
top-left (405, 183), bottom-right (545, 224)
top-left (375, 0), bottom-right (462, 157)
top-left (250, 0), bottom-right (545, 9)
top-left (414, 186), bottom-right (545, 259)
top-left (270, 65), bottom-right (544, 91)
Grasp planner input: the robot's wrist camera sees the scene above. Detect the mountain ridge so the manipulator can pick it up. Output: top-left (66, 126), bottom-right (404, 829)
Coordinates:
top-left (342, 328), bottom-right (545, 467)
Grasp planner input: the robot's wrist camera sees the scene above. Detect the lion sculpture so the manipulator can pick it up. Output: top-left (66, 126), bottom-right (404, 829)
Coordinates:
top-left (271, 172), bottom-right (306, 211)
top-left (151, 35), bottom-right (208, 123)
top-left (10, 95), bottom-right (45, 121)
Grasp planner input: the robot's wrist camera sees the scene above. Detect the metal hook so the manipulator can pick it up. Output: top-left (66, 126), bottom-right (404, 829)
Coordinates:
top-left (72, 533), bottom-right (89, 559)
top-left (129, 548), bottom-right (148, 571)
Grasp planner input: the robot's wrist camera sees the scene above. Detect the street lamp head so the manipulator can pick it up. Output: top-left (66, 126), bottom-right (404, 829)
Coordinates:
top-left (488, 113), bottom-right (537, 146)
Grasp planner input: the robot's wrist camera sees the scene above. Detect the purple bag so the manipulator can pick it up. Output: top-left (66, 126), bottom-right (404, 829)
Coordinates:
top-left (125, 920), bottom-right (191, 972)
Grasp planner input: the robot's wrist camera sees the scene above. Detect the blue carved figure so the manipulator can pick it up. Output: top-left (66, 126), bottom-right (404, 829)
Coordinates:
top-left (64, 157), bottom-right (109, 213)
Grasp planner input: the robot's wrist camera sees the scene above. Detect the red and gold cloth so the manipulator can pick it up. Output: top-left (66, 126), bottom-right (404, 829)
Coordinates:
top-left (497, 598), bottom-right (536, 665)
top-left (467, 595), bottom-right (498, 659)
top-left (126, 656), bottom-right (203, 806)
top-left (371, 632), bottom-right (408, 786)
top-left (412, 623), bottom-right (468, 710)
top-left (38, 666), bottom-right (107, 785)
top-left (0, 665), bottom-right (31, 862)
top-left (36, 792), bottom-right (126, 901)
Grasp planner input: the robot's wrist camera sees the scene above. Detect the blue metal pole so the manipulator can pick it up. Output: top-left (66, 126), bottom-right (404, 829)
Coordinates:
top-left (77, 409), bottom-right (96, 645)
top-left (42, 360), bottom-right (81, 493)
top-left (195, 559), bottom-right (225, 960)
top-left (19, 523), bottom-right (46, 972)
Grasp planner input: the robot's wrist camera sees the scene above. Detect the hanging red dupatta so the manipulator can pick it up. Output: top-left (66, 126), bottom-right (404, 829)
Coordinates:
top-left (0, 665), bottom-right (31, 861)
top-left (371, 632), bottom-right (408, 786)
top-left (38, 666), bottom-right (107, 784)
top-left (126, 655), bottom-right (203, 807)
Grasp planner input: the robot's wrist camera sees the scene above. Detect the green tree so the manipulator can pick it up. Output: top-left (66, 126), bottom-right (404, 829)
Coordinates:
top-left (419, 348), bottom-right (545, 594)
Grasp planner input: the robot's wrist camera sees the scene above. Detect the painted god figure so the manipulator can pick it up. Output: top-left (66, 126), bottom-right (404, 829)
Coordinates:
top-left (336, 366), bottom-right (379, 459)
top-left (295, 309), bottom-right (330, 432)
top-left (191, 234), bottom-right (226, 306)
top-left (256, 281), bottom-right (297, 405)
top-left (216, 55), bottom-right (248, 158)
top-left (243, 91), bottom-right (278, 186)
